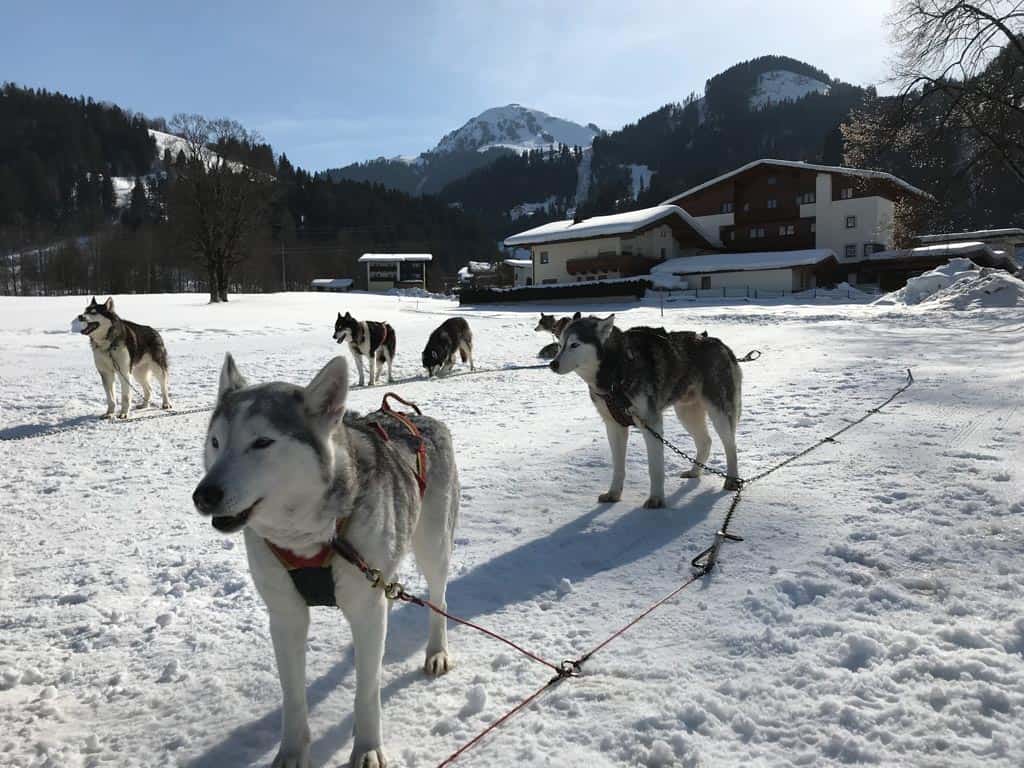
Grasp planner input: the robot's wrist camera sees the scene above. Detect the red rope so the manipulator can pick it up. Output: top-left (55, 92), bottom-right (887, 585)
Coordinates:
top-left (398, 593), bottom-right (560, 674)
top-left (435, 676), bottom-right (564, 768)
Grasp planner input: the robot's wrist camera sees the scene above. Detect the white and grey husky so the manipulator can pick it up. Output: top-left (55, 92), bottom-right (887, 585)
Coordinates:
top-left (550, 314), bottom-right (742, 507)
top-left (72, 296), bottom-right (171, 418)
top-left (192, 354), bottom-right (459, 768)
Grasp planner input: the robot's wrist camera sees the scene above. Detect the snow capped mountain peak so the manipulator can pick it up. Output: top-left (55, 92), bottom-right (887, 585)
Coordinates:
top-left (432, 104), bottom-right (600, 154)
top-left (750, 69), bottom-right (830, 109)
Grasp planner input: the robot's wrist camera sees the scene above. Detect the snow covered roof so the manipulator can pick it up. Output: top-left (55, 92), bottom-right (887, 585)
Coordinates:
top-left (503, 205), bottom-right (722, 249)
top-left (651, 249), bottom-right (838, 275)
top-left (503, 258), bottom-right (532, 268)
top-left (358, 253), bottom-right (433, 263)
top-left (916, 228), bottom-right (1024, 244)
top-left (868, 243), bottom-right (1018, 271)
top-left (661, 159), bottom-right (931, 205)
top-left (310, 278), bottom-right (353, 288)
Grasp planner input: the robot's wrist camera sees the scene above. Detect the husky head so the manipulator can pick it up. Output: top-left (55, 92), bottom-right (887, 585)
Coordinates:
top-left (534, 313), bottom-right (556, 333)
top-left (192, 354), bottom-right (351, 537)
top-left (333, 311), bottom-right (359, 344)
top-left (72, 296), bottom-right (115, 337)
top-left (549, 313), bottom-right (615, 382)
top-left (422, 341), bottom-right (445, 378)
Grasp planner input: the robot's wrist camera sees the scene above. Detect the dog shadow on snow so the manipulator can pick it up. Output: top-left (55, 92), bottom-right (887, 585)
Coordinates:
top-left (190, 481), bottom-right (723, 767)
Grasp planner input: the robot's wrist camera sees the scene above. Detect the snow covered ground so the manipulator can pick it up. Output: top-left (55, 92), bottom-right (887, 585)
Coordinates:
top-left (1, 291), bottom-right (1022, 767)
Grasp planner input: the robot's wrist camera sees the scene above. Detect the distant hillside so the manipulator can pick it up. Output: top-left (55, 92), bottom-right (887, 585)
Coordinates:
top-left (0, 83), bottom-right (155, 235)
top-left (325, 103), bottom-right (598, 197)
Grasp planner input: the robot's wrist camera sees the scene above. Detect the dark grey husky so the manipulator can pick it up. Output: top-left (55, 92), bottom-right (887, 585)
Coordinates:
top-left (72, 297), bottom-right (172, 418)
top-left (550, 314), bottom-right (742, 507)
top-left (422, 317), bottom-right (474, 377)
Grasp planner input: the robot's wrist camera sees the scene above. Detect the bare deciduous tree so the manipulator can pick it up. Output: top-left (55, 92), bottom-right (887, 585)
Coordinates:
top-left (890, 0), bottom-right (1024, 182)
top-left (168, 113), bottom-right (272, 302)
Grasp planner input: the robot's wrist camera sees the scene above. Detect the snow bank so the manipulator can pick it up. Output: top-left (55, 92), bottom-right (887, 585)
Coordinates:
top-left (874, 259), bottom-right (1024, 309)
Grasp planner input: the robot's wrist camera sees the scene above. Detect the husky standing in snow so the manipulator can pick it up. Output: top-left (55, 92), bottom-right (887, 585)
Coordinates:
top-left (422, 317), bottom-right (474, 377)
top-left (71, 296), bottom-right (172, 419)
top-left (192, 354), bottom-right (459, 768)
top-left (333, 311), bottom-right (396, 386)
top-left (534, 313), bottom-right (572, 359)
top-left (550, 314), bottom-right (742, 507)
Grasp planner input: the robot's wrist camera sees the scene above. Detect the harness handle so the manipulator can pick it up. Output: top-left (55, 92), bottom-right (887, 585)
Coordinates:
top-left (381, 391), bottom-right (422, 416)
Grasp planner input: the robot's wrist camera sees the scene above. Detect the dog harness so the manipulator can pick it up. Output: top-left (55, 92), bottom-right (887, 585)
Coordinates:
top-left (595, 387), bottom-right (635, 428)
top-left (263, 392), bottom-right (428, 607)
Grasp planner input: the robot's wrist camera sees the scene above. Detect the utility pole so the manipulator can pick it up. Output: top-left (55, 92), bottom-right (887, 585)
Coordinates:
top-left (281, 239), bottom-right (286, 292)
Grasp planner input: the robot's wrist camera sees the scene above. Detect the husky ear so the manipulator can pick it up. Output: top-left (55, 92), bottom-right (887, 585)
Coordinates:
top-left (104, 297), bottom-right (115, 312)
top-left (218, 353), bottom-right (247, 399)
top-left (596, 314), bottom-right (615, 342)
top-left (572, 311), bottom-right (582, 320)
top-left (305, 356), bottom-right (349, 431)
top-left (89, 296), bottom-right (98, 308)
top-left (337, 311), bottom-right (342, 320)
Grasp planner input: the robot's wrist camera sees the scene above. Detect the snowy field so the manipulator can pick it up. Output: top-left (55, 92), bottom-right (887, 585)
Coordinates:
top-left (1, 291), bottom-right (1022, 768)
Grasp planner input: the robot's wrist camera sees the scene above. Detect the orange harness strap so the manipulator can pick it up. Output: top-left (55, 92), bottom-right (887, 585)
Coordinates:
top-left (376, 392), bottom-right (428, 498)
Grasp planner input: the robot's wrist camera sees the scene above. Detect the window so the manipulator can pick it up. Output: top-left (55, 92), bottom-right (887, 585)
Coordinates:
top-left (540, 251), bottom-right (550, 264)
top-left (722, 201), bottom-right (734, 213)
top-left (840, 187), bottom-right (854, 200)
top-left (749, 226), bottom-right (766, 239)
top-left (864, 243), bottom-right (884, 256)
top-left (767, 175), bottom-right (777, 185)
top-left (810, 221), bottom-right (816, 233)
top-left (767, 199), bottom-right (778, 209)
top-left (798, 192), bottom-right (816, 205)
top-left (728, 230), bottom-right (735, 240)
top-left (542, 278), bottom-right (557, 284)
top-left (779, 224), bottom-right (795, 236)
top-left (743, 202), bottom-right (751, 212)
top-left (701, 276), bottom-right (711, 290)
top-left (660, 228), bottom-right (668, 237)
top-left (526, 277), bottom-right (533, 286)
top-left (845, 215), bottom-right (857, 229)
top-left (844, 244), bottom-right (857, 258)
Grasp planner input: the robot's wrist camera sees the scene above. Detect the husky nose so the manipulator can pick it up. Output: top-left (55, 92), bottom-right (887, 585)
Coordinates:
top-left (192, 484), bottom-right (224, 514)
top-left (549, 360), bottom-right (560, 372)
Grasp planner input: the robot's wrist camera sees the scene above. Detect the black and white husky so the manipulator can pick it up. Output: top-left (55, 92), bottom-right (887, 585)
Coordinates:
top-left (193, 354), bottom-right (459, 768)
top-left (71, 297), bottom-right (172, 419)
top-left (333, 311), bottom-right (396, 386)
top-left (550, 314), bottom-right (742, 507)
top-left (422, 317), bottom-right (474, 377)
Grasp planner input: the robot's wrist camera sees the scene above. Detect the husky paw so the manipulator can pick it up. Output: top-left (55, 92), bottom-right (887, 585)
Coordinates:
top-left (723, 478), bottom-right (742, 492)
top-left (643, 496), bottom-right (665, 509)
top-left (424, 650), bottom-right (452, 676)
top-left (161, 402), bottom-right (173, 410)
top-left (680, 467), bottom-right (702, 479)
top-left (352, 747), bottom-right (387, 768)
top-left (598, 491), bottom-right (621, 503)
top-left (116, 412), bottom-right (130, 420)
top-left (271, 747), bottom-right (310, 768)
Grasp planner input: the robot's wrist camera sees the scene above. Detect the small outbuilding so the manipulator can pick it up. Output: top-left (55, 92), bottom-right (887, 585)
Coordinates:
top-left (310, 278), bottom-right (353, 292)
top-left (358, 253), bottom-right (433, 291)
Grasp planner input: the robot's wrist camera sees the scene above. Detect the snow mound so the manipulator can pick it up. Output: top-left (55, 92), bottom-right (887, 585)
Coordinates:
top-left (750, 70), bottom-right (830, 109)
top-left (874, 259), bottom-right (1024, 309)
top-left (433, 104), bottom-right (599, 154)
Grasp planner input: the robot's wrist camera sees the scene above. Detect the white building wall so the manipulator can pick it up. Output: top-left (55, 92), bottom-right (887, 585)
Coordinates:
top-left (674, 268), bottom-right (798, 292)
top-left (812, 173), bottom-right (895, 260)
top-left (532, 237), bottom-right (622, 284)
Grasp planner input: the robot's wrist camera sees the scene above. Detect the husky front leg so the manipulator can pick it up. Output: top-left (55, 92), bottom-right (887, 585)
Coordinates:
top-left (600, 420), bottom-right (628, 503)
top-left (269, 605), bottom-right (312, 768)
top-left (111, 350), bottom-right (133, 419)
top-left (99, 369), bottom-right (116, 418)
top-left (343, 591), bottom-right (388, 768)
top-left (639, 412), bottom-right (665, 508)
top-left (353, 352), bottom-right (366, 387)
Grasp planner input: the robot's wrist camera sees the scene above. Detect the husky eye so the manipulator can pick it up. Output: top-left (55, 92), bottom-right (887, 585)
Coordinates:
top-left (211, 437), bottom-right (219, 449)
top-left (570, 342), bottom-right (580, 349)
top-left (251, 437), bottom-right (275, 450)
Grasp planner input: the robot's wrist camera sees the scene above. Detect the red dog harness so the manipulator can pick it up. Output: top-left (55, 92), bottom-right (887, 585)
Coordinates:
top-left (265, 392), bottom-right (428, 606)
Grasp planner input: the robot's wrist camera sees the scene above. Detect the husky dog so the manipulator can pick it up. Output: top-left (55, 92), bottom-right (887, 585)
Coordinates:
top-left (422, 317), bottom-right (474, 377)
top-left (534, 313), bottom-right (572, 360)
top-left (71, 296), bottom-right (171, 419)
top-left (333, 311), bottom-right (396, 387)
top-left (550, 315), bottom-right (742, 507)
top-left (192, 354), bottom-right (459, 768)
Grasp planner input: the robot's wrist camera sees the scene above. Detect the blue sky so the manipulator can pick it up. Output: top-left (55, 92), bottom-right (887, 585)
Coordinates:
top-left (1, 0), bottom-right (895, 171)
